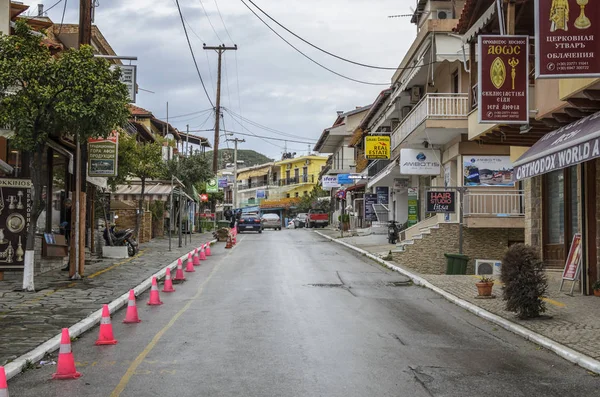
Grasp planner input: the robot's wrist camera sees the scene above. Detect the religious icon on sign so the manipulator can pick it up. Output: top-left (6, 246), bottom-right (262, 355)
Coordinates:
top-left (508, 57), bottom-right (519, 90)
top-left (575, 0), bottom-right (591, 29)
top-left (490, 57), bottom-right (506, 89)
top-left (549, 0), bottom-right (570, 32)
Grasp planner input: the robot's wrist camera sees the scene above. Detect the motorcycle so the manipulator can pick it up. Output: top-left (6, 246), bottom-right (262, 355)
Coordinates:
top-left (103, 225), bottom-right (138, 257)
top-left (388, 220), bottom-right (400, 244)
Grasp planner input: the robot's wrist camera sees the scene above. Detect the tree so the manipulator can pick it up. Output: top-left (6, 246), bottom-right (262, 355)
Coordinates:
top-left (0, 22), bottom-right (130, 291)
top-left (296, 185), bottom-right (330, 213)
top-left (163, 151), bottom-right (213, 197)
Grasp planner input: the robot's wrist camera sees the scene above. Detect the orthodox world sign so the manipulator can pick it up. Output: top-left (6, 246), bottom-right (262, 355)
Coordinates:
top-left (365, 136), bottom-right (391, 160)
top-left (478, 35), bottom-right (529, 124)
top-left (0, 178), bottom-right (32, 271)
top-left (425, 191), bottom-right (456, 214)
top-left (88, 132), bottom-right (118, 177)
top-left (535, 0), bottom-right (600, 78)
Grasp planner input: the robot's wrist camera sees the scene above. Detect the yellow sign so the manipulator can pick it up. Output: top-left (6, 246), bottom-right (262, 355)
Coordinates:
top-left (365, 136), bottom-right (391, 160)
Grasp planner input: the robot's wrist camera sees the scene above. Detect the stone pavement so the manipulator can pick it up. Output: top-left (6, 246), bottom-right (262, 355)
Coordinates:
top-left (0, 233), bottom-right (213, 366)
top-left (317, 229), bottom-right (600, 361)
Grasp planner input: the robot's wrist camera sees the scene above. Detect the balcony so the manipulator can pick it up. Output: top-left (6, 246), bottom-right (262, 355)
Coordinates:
top-left (392, 93), bottom-right (469, 148)
top-left (367, 159), bottom-right (391, 177)
top-left (238, 180), bottom-right (271, 191)
top-left (463, 189), bottom-right (525, 228)
top-left (280, 175), bottom-right (315, 186)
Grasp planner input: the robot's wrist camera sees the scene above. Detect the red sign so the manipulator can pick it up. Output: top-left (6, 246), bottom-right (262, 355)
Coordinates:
top-left (562, 233), bottom-right (582, 281)
top-left (478, 35), bottom-right (529, 124)
top-left (536, 0), bottom-right (600, 78)
top-left (199, 194), bottom-right (209, 202)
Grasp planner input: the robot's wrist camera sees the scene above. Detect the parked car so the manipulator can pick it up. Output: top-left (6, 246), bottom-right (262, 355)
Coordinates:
top-left (261, 213), bottom-right (281, 230)
top-left (306, 209), bottom-right (329, 228)
top-left (294, 213), bottom-right (308, 228)
top-left (237, 215), bottom-right (263, 233)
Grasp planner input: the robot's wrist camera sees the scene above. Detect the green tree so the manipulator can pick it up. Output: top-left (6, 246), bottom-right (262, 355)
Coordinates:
top-left (297, 185), bottom-right (330, 213)
top-left (0, 22), bottom-right (130, 291)
top-left (163, 152), bottom-right (213, 197)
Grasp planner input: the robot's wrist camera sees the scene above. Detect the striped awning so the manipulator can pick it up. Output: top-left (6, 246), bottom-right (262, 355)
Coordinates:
top-left (112, 183), bottom-right (194, 202)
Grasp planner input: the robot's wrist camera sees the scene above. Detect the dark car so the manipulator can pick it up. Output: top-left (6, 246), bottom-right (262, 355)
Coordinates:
top-left (237, 215), bottom-right (263, 233)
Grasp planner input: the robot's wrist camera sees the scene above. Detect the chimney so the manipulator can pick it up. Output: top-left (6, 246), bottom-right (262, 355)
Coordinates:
top-left (336, 111), bottom-right (343, 116)
top-left (38, 4), bottom-right (44, 17)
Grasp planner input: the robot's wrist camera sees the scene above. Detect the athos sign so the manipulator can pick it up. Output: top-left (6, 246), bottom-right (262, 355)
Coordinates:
top-left (535, 0), bottom-right (600, 78)
top-left (478, 35), bottom-right (529, 124)
top-left (364, 136), bottom-right (391, 160)
top-left (399, 149), bottom-right (441, 175)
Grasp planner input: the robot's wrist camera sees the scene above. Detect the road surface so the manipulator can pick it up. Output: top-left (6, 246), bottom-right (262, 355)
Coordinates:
top-left (8, 229), bottom-right (600, 396)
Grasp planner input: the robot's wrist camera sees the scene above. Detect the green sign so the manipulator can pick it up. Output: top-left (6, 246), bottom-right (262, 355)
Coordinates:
top-left (407, 187), bottom-right (418, 228)
top-left (88, 133), bottom-right (118, 177)
top-left (206, 178), bottom-right (219, 193)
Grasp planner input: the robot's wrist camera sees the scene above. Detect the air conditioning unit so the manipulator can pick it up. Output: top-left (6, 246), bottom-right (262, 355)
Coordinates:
top-left (475, 259), bottom-right (502, 276)
top-left (435, 9), bottom-right (452, 20)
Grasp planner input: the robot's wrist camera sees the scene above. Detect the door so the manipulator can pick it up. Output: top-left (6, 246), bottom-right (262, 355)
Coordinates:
top-left (585, 161), bottom-right (597, 293)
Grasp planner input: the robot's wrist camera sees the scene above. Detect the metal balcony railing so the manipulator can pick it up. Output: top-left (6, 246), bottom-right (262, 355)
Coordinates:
top-left (463, 190), bottom-right (525, 217)
top-left (367, 159), bottom-right (391, 178)
top-left (280, 175), bottom-right (315, 186)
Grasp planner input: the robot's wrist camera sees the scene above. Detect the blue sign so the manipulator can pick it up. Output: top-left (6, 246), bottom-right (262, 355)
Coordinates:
top-left (256, 189), bottom-right (266, 199)
top-left (337, 174), bottom-right (353, 185)
top-left (218, 178), bottom-right (228, 188)
top-left (375, 186), bottom-right (389, 205)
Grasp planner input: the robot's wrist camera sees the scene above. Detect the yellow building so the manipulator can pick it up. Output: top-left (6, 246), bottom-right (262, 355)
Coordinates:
top-left (274, 155), bottom-right (328, 199)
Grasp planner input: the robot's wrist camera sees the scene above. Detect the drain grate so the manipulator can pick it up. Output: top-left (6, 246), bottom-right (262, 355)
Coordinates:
top-left (385, 281), bottom-right (412, 287)
top-left (307, 283), bottom-right (344, 288)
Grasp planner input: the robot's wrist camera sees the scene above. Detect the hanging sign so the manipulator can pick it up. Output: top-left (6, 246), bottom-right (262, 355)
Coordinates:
top-left (364, 193), bottom-right (378, 222)
top-left (199, 194), bottom-right (209, 202)
top-left (337, 174), bottom-right (354, 185)
top-left (88, 131), bottom-right (118, 177)
top-left (535, 0), bottom-right (600, 78)
top-left (218, 178), bottom-right (229, 188)
top-left (562, 233), bottom-right (582, 281)
top-left (322, 175), bottom-right (341, 189)
top-left (478, 35), bottom-right (529, 124)
top-left (400, 149), bottom-right (441, 175)
top-left (206, 178), bottom-right (219, 193)
top-left (425, 191), bottom-right (456, 213)
top-left (365, 136), bottom-right (391, 160)
top-left (110, 64), bottom-right (137, 102)
top-left (0, 179), bottom-right (32, 271)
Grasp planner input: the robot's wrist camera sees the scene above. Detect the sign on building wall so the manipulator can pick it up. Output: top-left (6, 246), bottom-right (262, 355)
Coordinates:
top-left (322, 175), bottom-right (340, 189)
top-left (337, 174), bottom-right (354, 185)
top-left (425, 191), bottom-right (456, 213)
top-left (218, 178), bottom-right (229, 188)
top-left (407, 188), bottom-right (419, 227)
top-left (478, 35), bottom-right (529, 124)
top-left (364, 193), bottom-right (378, 222)
top-left (364, 136), bottom-right (391, 160)
top-left (0, 179), bottom-right (32, 271)
top-left (110, 64), bottom-right (137, 103)
top-left (88, 132), bottom-right (118, 177)
top-left (206, 178), bottom-right (219, 193)
top-left (400, 149), bottom-right (441, 175)
top-left (535, 0), bottom-right (600, 78)
top-left (256, 190), bottom-right (266, 199)
top-left (463, 156), bottom-right (515, 186)
top-left (375, 186), bottom-right (389, 205)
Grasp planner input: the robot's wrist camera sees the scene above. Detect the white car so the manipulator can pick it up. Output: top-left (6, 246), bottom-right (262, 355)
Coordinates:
top-left (261, 213), bottom-right (282, 230)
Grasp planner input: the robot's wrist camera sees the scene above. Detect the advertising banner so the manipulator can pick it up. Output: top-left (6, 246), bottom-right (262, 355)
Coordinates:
top-left (206, 178), bottom-right (219, 193)
top-left (478, 35), bottom-right (529, 124)
top-left (365, 136), bottom-right (391, 160)
top-left (535, 0), bottom-right (600, 78)
top-left (562, 233), bottom-right (582, 281)
top-left (400, 149), bottom-right (441, 175)
top-left (88, 132), bottom-right (118, 177)
top-left (218, 178), bottom-right (229, 188)
top-left (463, 156), bottom-right (515, 186)
top-left (364, 193), bottom-right (378, 222)
top-left (375, 186), bottom-right (389, 205)
top-left (426, 191), bottom-right (456, 213)
top-left (337, 174), bottom-right (354, 185)
top-left (110, 64), bottom-right (137, 102)
top-left (0, 179), bottom-right (32, 271)
top-left (256, 190), bottom-right (266, 199)
top-left (322, 175), bottom-right (341, 189)
top-left (407, 188), bottom-right (419, 227)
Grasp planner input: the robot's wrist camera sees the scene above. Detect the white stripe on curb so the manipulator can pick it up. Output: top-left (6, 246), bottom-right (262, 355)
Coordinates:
top-left (314, 230), bottom-right (600, 375)
top-left (4, 239), bottom-right (218, 381)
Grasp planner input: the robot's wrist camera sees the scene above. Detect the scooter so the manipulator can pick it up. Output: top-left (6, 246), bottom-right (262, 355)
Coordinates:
top-left (103, 225), bottom-right (138, 257)
top-left (388, 220), bottom-right (400, 244)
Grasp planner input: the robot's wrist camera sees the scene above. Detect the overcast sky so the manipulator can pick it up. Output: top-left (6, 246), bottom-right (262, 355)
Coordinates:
top-left (24, 0), bottom-right (416, 159)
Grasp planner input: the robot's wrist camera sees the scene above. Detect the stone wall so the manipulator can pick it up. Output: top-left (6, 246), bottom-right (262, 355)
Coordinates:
top-left (392, 223), bottom-right (524, 274)
top-left (34, 235), bottom-right (66, 274)
top-left (114, 208), bottom-right (153, 244)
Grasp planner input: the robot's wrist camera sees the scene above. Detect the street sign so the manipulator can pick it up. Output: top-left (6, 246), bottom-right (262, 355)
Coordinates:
top-left (218, 178), bottom-right (228, 188)
top-left (88, 131), bottom-right (118, 177)
top-left (478, 35), bottom-right (529, 124)
top-left (110, 64), bottom-right (137, 102)
top-left (365, 136), bottom-right (391, 160)
top-left (337, 174), bottom-right (353, 185)
top-left (425, 191), bottom-right (456, 213)
top-left (206, 178), bottom-right (218, 193)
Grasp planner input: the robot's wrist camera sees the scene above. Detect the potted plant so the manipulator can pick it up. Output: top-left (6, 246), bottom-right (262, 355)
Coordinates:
top-left (476, 275), bottom-right (494, 297)
top-left (593, 280), bottom-right (600, 297)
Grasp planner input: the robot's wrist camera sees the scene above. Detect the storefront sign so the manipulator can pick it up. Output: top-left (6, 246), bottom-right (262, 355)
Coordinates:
top-left (364, 193), bottom-right (378, 222)
top-left (337, 174), bottom-right (354, 185)
top-left (562, 233), bottom-right (582, 281)
top-left (463, 156), bottom-right (515, 186)
top-left (322, 175), bottom-right (341, 189)
top-left (110, 64), bottom-right (137, 102)
top-left (199, 194), bottom-right (209, 202)
top-left (426, 191), bottom-right (456, 213)
top-left (535, 0), bottom-right (600, 78)
top-left (400, 149), bottom-right (441, 175)
top-left (256, 189), bottom-right (266, 199)
top-left (0, 178), bottom-right (32, 271)
top-left (375, 186), bottom-right (389, 205)
top-left (514, 111), bottom-right (600, 180)
top-left (218, 178), bottom-right (229, 188)
top-left (407, 187), bottom-right (419, 227)
top-left (365, 136), bottom-right (391, 160)
top-left (478, 35), bottom-right (529, 124)
top-left (88, 132), bottom-right (118, 177)
top-left (206, 178), bottom-right (219, 193)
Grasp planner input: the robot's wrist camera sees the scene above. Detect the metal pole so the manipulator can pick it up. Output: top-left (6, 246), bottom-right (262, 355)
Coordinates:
top-left (186, 124), bottom-right (190, 156)
top-left (169, 177), bottom-right (173, 251)
top-left (72, 136), bottom-right (81, 279)
top-left (178, 188), bottom-right (183, 248)
top-left (458, 188), bottom-right (464, 254)
top-left (233, 138), bottom-right (238, 210)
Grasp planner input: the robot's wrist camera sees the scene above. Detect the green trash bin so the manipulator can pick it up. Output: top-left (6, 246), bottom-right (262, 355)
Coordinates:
top-left (444, 253), bottom-right (469, 275)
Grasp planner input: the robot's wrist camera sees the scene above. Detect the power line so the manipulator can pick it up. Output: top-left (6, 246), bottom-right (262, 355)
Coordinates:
top-left (239, 0), bottom-right (389, 86)
top-left (223, 107), bottom-right (310, 140)
top-left (198, 0), bottom-right (223, 42)
top-left (158, 108), bottom-right (213, 120)
top-left (57, 0), bottom-right (68, 35)
top-left (214, 0), bottom-right (235, 43)
top-left (45, 0), bottom-right (64, 13)
top-left (223, 128), bottom-right (316, 144)
top-left (190, 110), bottom-right (215, 129)
top-left (245, 0), bottom-right (400, 71)
top-left (175, 0), bottom-right (215, 108)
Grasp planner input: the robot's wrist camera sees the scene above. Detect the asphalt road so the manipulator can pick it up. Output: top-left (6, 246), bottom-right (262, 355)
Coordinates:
top-left (8, 229), bottom-right (600, 396)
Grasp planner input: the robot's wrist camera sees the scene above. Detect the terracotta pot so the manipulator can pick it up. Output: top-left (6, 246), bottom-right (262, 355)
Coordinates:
top-left (594, 289), bottom-right (600, 297)
top-left (476, 282), bottom-right (494, 297)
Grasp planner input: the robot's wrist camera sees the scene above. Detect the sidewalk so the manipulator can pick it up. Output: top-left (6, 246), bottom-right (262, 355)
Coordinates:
top-left (0, 233), bottom-right (212, 366)
top-left (317, 229), bottom-right (600, 362)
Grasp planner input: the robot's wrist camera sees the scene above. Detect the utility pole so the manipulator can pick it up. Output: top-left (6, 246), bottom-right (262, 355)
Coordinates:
top-left (226, 137), bottom-right (245, 209)
top-left (204, 44), bottom-right (237, 173)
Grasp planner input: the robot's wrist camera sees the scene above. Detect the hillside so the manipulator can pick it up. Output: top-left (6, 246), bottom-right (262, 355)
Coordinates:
top-left (207, 149), bottom-right (274, 169)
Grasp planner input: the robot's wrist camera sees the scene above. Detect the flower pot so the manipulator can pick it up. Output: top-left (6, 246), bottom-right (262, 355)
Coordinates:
top-left (476, 282), bottom-right (494, 297)
top-left (594, 289), bottom-right (600, 297)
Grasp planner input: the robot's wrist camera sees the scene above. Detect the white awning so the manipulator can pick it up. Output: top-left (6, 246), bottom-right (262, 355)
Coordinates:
top-left (435, 34), bottom-right (467, 63)
top-left (463, 2), bottom-right (497, 44)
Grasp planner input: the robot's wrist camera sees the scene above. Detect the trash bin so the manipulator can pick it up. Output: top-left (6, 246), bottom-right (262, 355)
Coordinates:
top-left (444, 253), bottom-right (469, 275)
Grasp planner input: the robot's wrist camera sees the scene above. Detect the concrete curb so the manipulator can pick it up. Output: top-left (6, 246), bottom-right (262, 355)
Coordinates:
top-left (315, 230), bottom-right (600, 375)
top-left (4, 239), bottom-right (217, 380)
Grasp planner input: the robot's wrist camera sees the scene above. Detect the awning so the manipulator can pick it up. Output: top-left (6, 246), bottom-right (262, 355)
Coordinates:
top-left (514, 111), bottom-right (600, 180)
top-left (435, 34), bottom-right (466, 63)
top-left (112, 182), bottom-right (194, 202)
top-left (462, 2), bottom-right (497, 44)
top-left (237, 167), bottom-right (270, 179)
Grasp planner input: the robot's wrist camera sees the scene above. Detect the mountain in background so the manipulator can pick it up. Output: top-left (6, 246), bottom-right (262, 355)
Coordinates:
top-left (207, 149), bottom-right (274, 170)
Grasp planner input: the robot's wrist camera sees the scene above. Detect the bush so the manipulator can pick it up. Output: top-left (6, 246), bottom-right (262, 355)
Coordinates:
top-left (500, 244), bottom-right (548, 319)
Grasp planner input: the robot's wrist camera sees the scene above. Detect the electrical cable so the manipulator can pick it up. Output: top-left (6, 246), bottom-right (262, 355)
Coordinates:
top-left (175, 0), bottom-right (215, 108)
top-left (223, 107), bottom-right (311, 140)
top-left (57, 0), bottom-right (68, 35)
top-left (226, 114), bottom-right (288, 149)
top-left (198, 0), bottom-right (223, 42)
top-left (223, 130), bottom-right (315, 145)
top-left (158, 108), bottom-right (213, 120)
top-left (190, 109), bottom-right (215, 129)
top-left (214, 0), bottom-right (235, 44)
top-left (239, 0), bottom-right (389, 86)
top-left (44, 0), bottom-right (64, 13)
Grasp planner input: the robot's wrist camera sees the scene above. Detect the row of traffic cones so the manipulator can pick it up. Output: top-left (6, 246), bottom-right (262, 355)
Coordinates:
top-left (0, 242), bottom-right (215, 391)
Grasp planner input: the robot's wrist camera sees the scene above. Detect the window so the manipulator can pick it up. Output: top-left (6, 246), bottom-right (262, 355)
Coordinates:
top-left (303, 191), bottom-right (308, 197)
top-left (294, 168), bottom-right (299, 181)
top-left (286, 193), bottom-right (290, 198)
top-left (295, 192), bottom-right (299, 198)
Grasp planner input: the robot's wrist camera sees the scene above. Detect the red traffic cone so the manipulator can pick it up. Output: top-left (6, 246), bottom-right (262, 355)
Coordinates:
top-left (0, 366), bottom-right (9, 395)
top-left (173, 258), bottom-right (186, 282)
top-left (206, 242), bottom-right (212, 256)
top-left (185, 255), bottom-right (195, 272)
top-left (147, 276), bottom-right (163, 305)
top-left (123, 290), bottom-right (142, 323)
top-left (162, 267), bottom-right (175, 292)
top-left (52, 328), bottom-right (82, 380)
top-left (95, 304), bottom-right (118, 345)
top-left (225, 234), bottom-right (232, 249)
top-left (199, 245), bottom-right (207, 261)
top-left (232, 234), bottom-right (237, 245)
top-left (193, 248), bottom-right (200, 266)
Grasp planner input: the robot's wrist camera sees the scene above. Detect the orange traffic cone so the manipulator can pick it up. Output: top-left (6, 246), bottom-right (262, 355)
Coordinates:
top-left (185, 254), bottom-right (195, 272)
top-left (205, 242), bottom-right (212, 256)
top-left (162, 267), bottom-right (175, 292)
top-left (0, 366), bottom-right (9, 395)
top-left (232, 233), bottom-right (237, 245)
top-left (52, 328), bottom-right (82, 379)
top-left (147, 276), bottom-right (163, 305)
top-left (225, 234), bottom-right (232, 249)
top-left (123, 290), bottom-right (142, 323)
top-left (193, 248), bottom-right (200, 265)
top-left (199, 245), bottom-right (207, 261)
top-left (95, 304), bottom-right (117, 345)
top-left (173, 258), bottom-right (186, 282)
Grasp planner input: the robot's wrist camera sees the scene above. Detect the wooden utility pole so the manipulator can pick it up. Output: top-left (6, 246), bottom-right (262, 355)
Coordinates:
top-left (204, 44), bottom-right (237, 173)
top-left (506, 0), bottom-right (516, 35)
